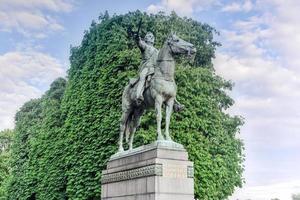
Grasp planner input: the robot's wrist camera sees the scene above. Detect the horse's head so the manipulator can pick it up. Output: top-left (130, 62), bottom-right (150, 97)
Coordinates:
top-left (167, 33), bottom-right (197, 61)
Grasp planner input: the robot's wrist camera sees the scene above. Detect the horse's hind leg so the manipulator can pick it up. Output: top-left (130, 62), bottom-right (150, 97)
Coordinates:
top-left (128, 107), bottom-right (144, 150)
top-left (118, 110), bottom-right (130, 152)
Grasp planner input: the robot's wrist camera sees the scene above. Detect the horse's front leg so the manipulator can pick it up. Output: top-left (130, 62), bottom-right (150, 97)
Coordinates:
top-left (155, 95), bottom-right (164, 140)
top-left (165, 98), bottom-right (175, 141)
top-left (129, 130), bottom-right (134, 150)
top-left (118, 115), bottom-right (125, 152)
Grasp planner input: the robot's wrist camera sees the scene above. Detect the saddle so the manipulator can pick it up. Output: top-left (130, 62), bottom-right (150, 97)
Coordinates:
top-left (129, 72), bottom-right (154, 89)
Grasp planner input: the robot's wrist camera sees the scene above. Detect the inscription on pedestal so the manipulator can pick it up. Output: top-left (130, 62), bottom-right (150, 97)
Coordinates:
top-left (164, 164), bottom-right (186, 178)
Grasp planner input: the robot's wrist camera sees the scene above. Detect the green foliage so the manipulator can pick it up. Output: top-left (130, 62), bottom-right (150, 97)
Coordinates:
top-left (0, 129), bottom-right (13, 153)
top-left (7, 11), bottom-right (244, 200)
top-left (0, 129), bottom-right (13, 199)
top-left (8, 98), bottom-right (43, 200)
top-left (32, 78), bottom-right (67, 200)
top-left (8, 78), bottom-right (67, 200)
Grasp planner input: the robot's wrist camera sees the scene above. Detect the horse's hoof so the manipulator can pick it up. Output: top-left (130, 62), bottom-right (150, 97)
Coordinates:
top-left (157, 135), bottom-right (164, 141)
top-left (118, 147), bottom-right (124, 153)
top-left (165, 135), bottom-right (173, 141)
top-left (174, 104), bottom-right (185, 112)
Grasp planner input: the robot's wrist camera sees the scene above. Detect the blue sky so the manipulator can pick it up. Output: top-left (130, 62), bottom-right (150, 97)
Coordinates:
top-left (1, 0), bottom-right (300, 199)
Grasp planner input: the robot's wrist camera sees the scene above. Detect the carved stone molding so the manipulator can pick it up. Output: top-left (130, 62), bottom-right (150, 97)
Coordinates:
top-left (101, 164), bottom-right (163, 184)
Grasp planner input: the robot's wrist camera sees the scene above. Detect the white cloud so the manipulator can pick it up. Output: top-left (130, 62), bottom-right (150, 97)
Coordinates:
top-left (221, 0), bottom-right (253, 12)
top-left (214, 53), bottom-right (300, 98)
top-left (0, 50), bottom-right (66, 130)
top-left (229, 181), bottom-right (300, 200)
top-left (215, 52), bottom-right (300, 197)
top-left (260, 0), bottom-right (300, 72)
top-left (0, 0), bottom-right (73, 13)
top-left (0, 0), bottom-right (74, 37)
top-left (147, 0), bottom-right (216, 16)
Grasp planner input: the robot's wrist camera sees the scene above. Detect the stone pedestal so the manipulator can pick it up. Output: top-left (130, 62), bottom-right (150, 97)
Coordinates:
top-left (101, 140), bottom-right (194, 200)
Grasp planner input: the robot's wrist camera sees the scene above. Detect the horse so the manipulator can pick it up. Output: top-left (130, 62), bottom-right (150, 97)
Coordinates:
top-left (118, 34), bottom-right (196, 152)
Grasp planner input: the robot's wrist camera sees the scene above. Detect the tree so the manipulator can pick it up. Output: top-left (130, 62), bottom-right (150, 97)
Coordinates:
top-left (8, 98), bottom-right (43, 200)
top-left (8, 78), bottom-right (67, 200)
top-left (0, 129), bottom-right (14, 199)
top-left (31, 78), bottom-right (67, 200)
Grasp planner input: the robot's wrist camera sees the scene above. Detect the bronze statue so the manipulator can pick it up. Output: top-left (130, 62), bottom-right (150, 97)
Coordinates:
top-left (118, 33), bottom-right (196, 152)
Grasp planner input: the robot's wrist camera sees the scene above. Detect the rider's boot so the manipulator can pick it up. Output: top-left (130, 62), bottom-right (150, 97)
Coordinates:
top-left (173, 101), bottom-right (185, 112)
top-left (135, 82), bottom-right (144, 105)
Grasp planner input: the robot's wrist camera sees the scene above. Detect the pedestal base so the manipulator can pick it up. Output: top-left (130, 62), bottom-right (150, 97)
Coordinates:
top-left (101, 141), bottom-right (194, 200)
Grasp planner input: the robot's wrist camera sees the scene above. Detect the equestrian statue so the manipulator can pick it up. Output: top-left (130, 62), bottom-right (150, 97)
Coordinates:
top-left (118, 31), bottom-right (196, 152)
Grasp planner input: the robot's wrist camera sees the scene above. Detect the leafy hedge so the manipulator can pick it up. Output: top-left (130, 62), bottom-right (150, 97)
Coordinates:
top-left (7, 11), bottom-right (244, 200)
top-left (0, 129), bottom-right (13, 199)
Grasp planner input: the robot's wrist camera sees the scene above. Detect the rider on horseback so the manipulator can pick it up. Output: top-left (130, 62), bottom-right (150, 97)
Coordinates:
top-left (133, 32), bottom-right (184, 111)
top-left (134, 32), bottom-right (158, 104)
top-left (118, 33), bottom-right (196, 152)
